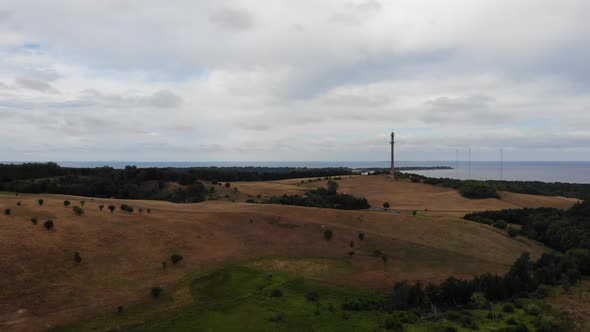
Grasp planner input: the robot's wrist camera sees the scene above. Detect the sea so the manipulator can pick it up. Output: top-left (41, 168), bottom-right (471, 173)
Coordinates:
top-left (48, 161), bottom-right (590, 184)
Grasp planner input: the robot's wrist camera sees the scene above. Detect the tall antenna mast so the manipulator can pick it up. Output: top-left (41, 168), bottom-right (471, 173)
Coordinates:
top-left (500, 148), bottom-right (503, 181)
top-left (468, 147), bottom-right (471, 179)
top-left (456, 149), bottom-right (459, 178)
top-left (390, 132), bottom-right (395, 179)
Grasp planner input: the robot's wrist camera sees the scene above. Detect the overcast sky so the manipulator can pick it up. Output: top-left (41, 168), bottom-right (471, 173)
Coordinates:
top-left (1, 0), bottom-right (589, 162)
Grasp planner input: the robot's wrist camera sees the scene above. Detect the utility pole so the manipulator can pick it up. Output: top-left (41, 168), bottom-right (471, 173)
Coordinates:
top-left (468, 147), bottom-right (471, 179)
top-left (500, 148), bottom-right (503, 181)
top-left (390, 132), bottom-right (395, 178)
top-left (456, 149), bottom-right (459, 178)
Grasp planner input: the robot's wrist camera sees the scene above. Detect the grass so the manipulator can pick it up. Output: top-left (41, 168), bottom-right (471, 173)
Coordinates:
top-left (59, 260), bottom-right (558, 332)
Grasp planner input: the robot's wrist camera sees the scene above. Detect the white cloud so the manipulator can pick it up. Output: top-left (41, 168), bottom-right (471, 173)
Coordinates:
top-left (0, 1), bottom-right (589, 161)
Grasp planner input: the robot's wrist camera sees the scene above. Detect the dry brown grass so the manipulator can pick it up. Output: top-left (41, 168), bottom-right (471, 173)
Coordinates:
top-left (0, 175), bottom-right (567, 331)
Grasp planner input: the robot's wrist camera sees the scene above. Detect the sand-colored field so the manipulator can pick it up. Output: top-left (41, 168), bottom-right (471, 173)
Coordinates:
top-left (235, 175), bottom-right (579, 215)
top-left (0, 175), bottom-right (575, 331)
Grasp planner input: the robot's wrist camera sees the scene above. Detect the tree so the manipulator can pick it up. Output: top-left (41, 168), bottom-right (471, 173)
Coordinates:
top-left (151, 287), bottom-right (162, 298)
top-left (383, 202), bottom-right (390, 210)
top-left (64, 200), bottom-right (70, 207)
top-left (108, 205), bottom-right (115, 213)
top-left (171, 254), bottom-right (184, 264)
top-left (327, 180), bottom-right (339, 194)
top-left (306, 291), bottom-right (319, 302)
top-left (38, 199), bottom-right (44, 206)
top-left (80, 200), bottom-right (85, 207)
top-left (147, 208), bottom-right (151, 214)
top-left (74, 252), bottom-right (82, 264)
top-left (98, 204), bottom-right (104, 211)
top-left (359, 232), bottom-right (365, 241)
top-left (225, 182), bottom-right (231, 188)
top-left (43, 220), bottom-right (54, 231)
top-left (73, 206), bottom-right (84, 216)
top-left (31, 217), bottom-right (37, 225)
top-left (17, 201), bottom-right (21, 206)
top-left (323, 229), bottom-right (333, 241)
top-left (4, 208), bottom-right (10, 216)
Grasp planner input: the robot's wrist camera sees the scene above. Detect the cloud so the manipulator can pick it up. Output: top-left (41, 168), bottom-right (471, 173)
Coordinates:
top-left (209, 8), bottom-right (254, 31)
top-left (14, 76), bottom-right (59, 93)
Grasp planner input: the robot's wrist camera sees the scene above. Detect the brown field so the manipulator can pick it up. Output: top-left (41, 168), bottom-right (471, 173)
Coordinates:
top-left (0, 175), bottom-right (576, 331)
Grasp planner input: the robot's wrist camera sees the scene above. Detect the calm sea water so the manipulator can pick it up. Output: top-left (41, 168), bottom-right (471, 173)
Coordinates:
top-left (51, 161), bottom-right (590, 184)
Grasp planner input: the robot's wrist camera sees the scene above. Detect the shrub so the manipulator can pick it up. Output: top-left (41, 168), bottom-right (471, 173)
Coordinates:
top-left (80, 200), bottom-right (85, 207)
top-left (526, 305), bottom-right (541, 316)
top-left (270, 289), bottom-right (283, 297)
top-left (349, 240), bottom-right (354, 248)
top-left (73, 206), bottom-right (84, 216)
top-left (383, 202), bottom-right (390, 209)
top-left (147, 208), bottom-right (151, 214)
top-left (98, 204), bottom-right (104, 211)
top-left (17, 201), bottom-right (21, 206)
top-left (493, 220), bottom-right (508, 230)
top-left (508, 227), bottom-right (519, 237)
top-left (306, 291), bottom-right (319, 302)
top-left (384, 318), bottom-right (404, 331)
top-left (534, 316), bottom-right (559, 332)
top-left (323, 229), bottom-right (333, 241)
top-left (74, 252), bottom-right (82, 264)
top-left (225, 183), bottom-right (231, 188)
top-left (459, 181), bottom-right (499, 199)
top-left (64, 200), bottom-right (70, 207)
top-left (43, 220), bottom-right (54, 231)
top-left (117, 305), bottom-right (124, 314)
top-left (38, 199), bottom-right (44, 206)
top-left (138, 208), bottom-right (143, 213)
top-left (108, 205), bottom-right (115, 213)
top-left (151, 287), bottom-right (162, 298)
top-left (171, 254), bottom-right (184, 264)
top-left (348, 251), bottom-right (355, 257)
top-left (412, 211), bottom-right (417, 216)
top-left (359, 232), bottom-right (365, 240)
top-left (4, 208), bottom-right (10, 216)
top-left (506, 317), bottom-right (518, 325)
top-left (30, 217), bottom-right (37, 225)
top-left (503, 303), bottom-right (515, 313)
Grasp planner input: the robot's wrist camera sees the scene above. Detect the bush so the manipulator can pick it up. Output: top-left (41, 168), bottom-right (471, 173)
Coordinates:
top-left (30, 217), bottom-right (37, 225)
top-left (506, 317), bottom-right (518, 325)
top-left (80, 200), bottom-right (85, 206)
top-left (171, 254), bottom-right (184, 264)
top-left (38, 199), bottom-right (44, 206)
top-left (16, 201), bottom-right (21, 206)
top-left (384, 318), bottom-right (404, 331)
top-left (493, 220), bottom-right (508, 230)
top-left (459, 181), bottom-right (499, 199)
top-left (108, 205), bottom-right (115, 213)
top-left (73, 206), bottom-right (84, 216)
top-left (508, 227), bottom-right (519, 237)
top-left (4, 208), bottom-right (10, 216)
top-left (503, 303), bottom-right (515, 313)
top-left (74, 252), bottom-right (82, 264)
top-left (412, 211), bottom-right (417, 216)
top-left (306, 291), bottom-right (319, 302)
top-left (534, 316), bottom-right (559, 332)
top-left (383, 202), bottom-right (390, 209)
top-left (64, 200), bottom-right (70, 207)
top-left (98, 204), bottom-right (104, 211)
top-left (43, 220), bottom-right (54, 231)
top-left (358, 232), bottom-right (365, 241)
top-left (323, 229), bottom-right (333, 241)
top-left (151, 287), bottom-right (162, 298)
top-left (525, 305), bottom-right (541, 316)
top-left (270, 289), bottom-right (283, 297)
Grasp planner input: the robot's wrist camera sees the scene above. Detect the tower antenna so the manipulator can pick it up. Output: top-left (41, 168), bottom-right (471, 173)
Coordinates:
top-left (468, 147), bottom-right (471, 179)
top-left (500, 148), bottom-right (503, 181)
top-left (390, 132), bottom-right (395, 179)
top-left (456, 149), bottom-right (459, 178)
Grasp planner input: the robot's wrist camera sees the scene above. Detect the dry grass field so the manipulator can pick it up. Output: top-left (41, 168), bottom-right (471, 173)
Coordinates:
top-left (0, 175), bottom-right (576, 331)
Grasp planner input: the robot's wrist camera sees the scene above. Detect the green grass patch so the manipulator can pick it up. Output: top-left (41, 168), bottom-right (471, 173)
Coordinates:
top-left (59, 263), bottom-right (560, 332)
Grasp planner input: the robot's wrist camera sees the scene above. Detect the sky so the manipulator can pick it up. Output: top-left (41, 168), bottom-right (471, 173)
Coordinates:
top-left (0, 0), bottom-right (589, 162)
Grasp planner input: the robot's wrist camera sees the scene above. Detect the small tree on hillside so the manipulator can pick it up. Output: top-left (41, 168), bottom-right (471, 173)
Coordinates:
top-left (171, 254), bottom-right (184, 265)
top-left (147, 208), bottom-right (151, 214)
top-left (151, 287), bottom-right (162, 298)
top-left (38, 199), bottom-right (44, 206)
top-left (73, 206), bottom-right (84, 216)
top-left (17, 201), bottom-right (21, 206)
top-left (108, 205), bottom-right (116, 213)
top-left (74, 252), bottom-right (82, 264)
top-left (43, 220), bottom-right (54, 231)
top-left (323, 229), bottom-right (333, 241)
top-left (64, 200), bottom-right (71, 207)
top-left (383, 202), bottom-right (390, 210)
top-left (98, 204), bottom-right (104, 211)
top-left (327, 180), bottom-right (339, 194)
top-left (31, 217), bottom-right (37, 225)
top-left (4, 208), bottom-right (11, 216)
top-left (358, 232), bottom-right (365, 241)
top-left (80, 200), bottom-right (85, 207)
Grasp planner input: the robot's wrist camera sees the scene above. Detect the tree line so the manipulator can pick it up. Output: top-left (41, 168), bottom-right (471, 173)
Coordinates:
top-left (266, 181), bottom-right (370, 210)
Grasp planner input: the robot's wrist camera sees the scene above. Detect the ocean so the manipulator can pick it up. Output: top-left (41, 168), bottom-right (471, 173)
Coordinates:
top-left (50, 160), bottom-right (590, 184)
